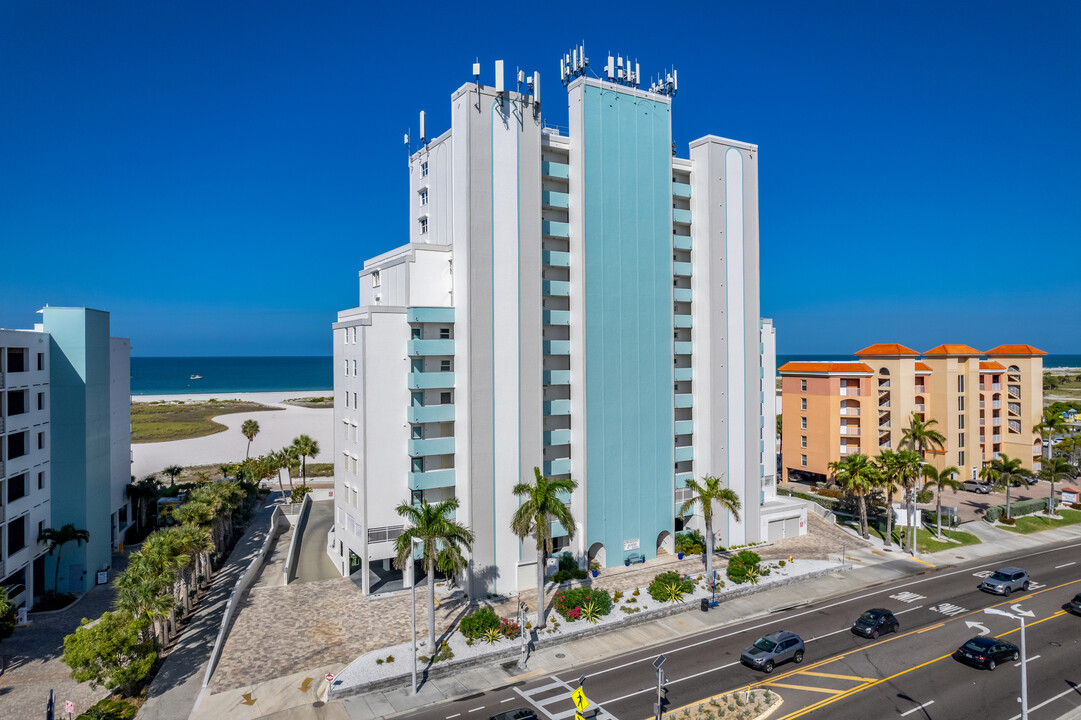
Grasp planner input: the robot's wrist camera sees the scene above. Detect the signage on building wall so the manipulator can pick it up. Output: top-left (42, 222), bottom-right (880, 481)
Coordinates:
top-left (623, 538), bottom-right (640, 551)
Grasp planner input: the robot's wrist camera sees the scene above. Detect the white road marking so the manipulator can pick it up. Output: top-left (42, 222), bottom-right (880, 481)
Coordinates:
top-left (1007, 684), bottom-right (1081, 720)
top-left (468, 707), bottom-right (485, 713)
top-left (900, 700), bottom-right (934, 716)
top-left (1014, 654), bottom-right (1041, 666)
top-left (889, 591), bottom-right (927, 603)
top-left (447, 714), bottom-right (460, 718)
top-left (929, 602), bottom-right (968, 617)
top-left (1055, 562), bottom-right (1075, 569)
top-left (501, 698), bottom-right (515, 703)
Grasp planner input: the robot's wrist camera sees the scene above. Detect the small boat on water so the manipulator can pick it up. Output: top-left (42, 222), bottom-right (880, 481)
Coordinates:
top-left (190, 374), bottom-right (203, 380)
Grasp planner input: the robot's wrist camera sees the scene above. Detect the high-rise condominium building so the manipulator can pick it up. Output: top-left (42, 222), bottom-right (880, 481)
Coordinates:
top-left (332, 52), bottom-right (801, 596)
top-left (0, 308), bottom-right (131, 609)
top-left (779, 343), bottom-right (1045, 485)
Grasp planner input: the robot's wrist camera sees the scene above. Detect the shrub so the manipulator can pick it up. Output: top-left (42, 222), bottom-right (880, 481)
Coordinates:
top-left (551, 568), bottom-right (588, 584)
top-left (916, 488), bottom-right (934, 504)
top-left (557, 552), bottom-right (578, 572)
top-left (675, 529), bottom-right (706, 555)
top-left (815, 487), bottom-right (844, 499)
top-left (289, 485), bottom-right (312, 503)
top-left (985, 497), bottom-right (1058, 523)
top-left (376, 658), bottom-right (384, 664)
top-left (553, 587), bottom-right (612, 621)
top-left (726, 550), bottom-right (762, 584)
top-left (648, 571), bottom-right (694, 603)
top-left (1072, 503), bottom-right (1081, 511)
top-left (499, 616), bottom-right (521, 639)
top-left (386, 655), bottom-right (395, 662)
top-left (1000, 517), bottom-right (1017, 526)
top-left (612, 590), bottom-right (624, 603)
top-left (75, 698), bottom-right (138, 720)
top-left (459, 607), bottom-right (501, 640)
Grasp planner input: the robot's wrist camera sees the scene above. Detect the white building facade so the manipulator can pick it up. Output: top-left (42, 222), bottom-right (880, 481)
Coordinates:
top-left (331, 55), bottom-right (800, 596)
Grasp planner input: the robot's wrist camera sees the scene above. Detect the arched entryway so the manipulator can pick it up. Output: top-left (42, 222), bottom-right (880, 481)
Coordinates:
top-left (588, 542), bottom-right (606, 568)
top-left (657, 530), bottom-right (673, 555)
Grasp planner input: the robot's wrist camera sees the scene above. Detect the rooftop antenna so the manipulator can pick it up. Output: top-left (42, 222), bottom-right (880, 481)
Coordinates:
top-left (495, 59), bottom-right (505, 102)
top-left (473, 58), bottom-right (481, 110)
top-left (532, 70), bottom-right (541, 118)
top-left (419, 110), bottom-right (427, 146)
top-left (560, 43), bottom-right (589, 86)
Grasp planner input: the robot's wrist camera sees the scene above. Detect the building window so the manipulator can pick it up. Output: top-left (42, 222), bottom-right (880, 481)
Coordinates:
top-left (440, 359), bottom-right (451, 372)
top-left (411, 327), bottom-right (422, 340)
top-left (800, 454), bottom-right (808, 467)
top-left (439, 327), bottom-right (451, 339)
top-left (412, 457), bottom-right (424, 473)
top-left (353, 392), bottom-right (357, 408)
top-left (352, 360), bottom-right (357, 376)
top-left (7, 473), bottom-right (27, 503)
top-left (37, 471), bottom-right (44, 490)
top-left (800, 379), bottom-right (807, 392)
top-left (421, 161), bottom-right (428, 177)
top-left (37, 392), bottom-right (44, 410)
top-left (343, 359), bottom-right (349, 375)
top-left (958, 375), bottom-right (965, 393)
top-left (411, 425), bottom-right (422, 439)
top-left (440, 391), bottom-right (452, 405)
top-left (372, 271), bottom-right (380, 288)
top-left (800, 398), bottom-right (807, 411)
top-left (959, 451), bottom-right (965, 465)
top-left (958, 396), bottom-right (965, 411)
top-left (801, 436), bottom-right (807, 449)
top-left (420, 190), bottom-right (428, 206)
top-left (7, 515), bottom-right (26, 554)
top-left (36, 353), bottom-right (44, 371)
top-left (420, 218), bottom-right (428, 235)
top-left (958, 415), bottom-right (965, 430)
top-left (345, 393), bottom-right (350, 408)
top-left (37, 432), bottom-right (43, 450)
top-left (958, 433), bottom-right (965, 448)
top-left (801, 417), bottom-right (807, 430)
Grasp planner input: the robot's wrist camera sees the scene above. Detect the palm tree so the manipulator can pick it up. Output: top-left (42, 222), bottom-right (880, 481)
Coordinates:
top-left (510, 467), bottom-right (578, 627)
top-left (291, 435), bottom-right (319, 485)
top-left (162, 464), bottom-right (183, 488)
top-left (1040, 457), bottom-right (1074, 517)
top-left (982, 454), bottom-right (1028, 520)
top-left (874, 451), bottom-right (905, 550)
top-left (922, 465), bottom-right (962, 538)
top-left (900, 414), bottom-right (945, 550)
top-left (678, 474), bottom-right (742, 586)
top-left (280, 445), bottom-right (300, 493)
top-left (241, 419), bottom-right (260, 458)
top-left (114, 551), bottom-right (175, 647)
top-left (394, 497), bottom-right (474, 646)
top-left (1033, 408), bottom-right (1068, 468)
top-left (267, 449), bottom-right (289, 501)
top-left (38, 524), bottom-right (91, 593)
top-left (829, 454), bottom-right (879, 539)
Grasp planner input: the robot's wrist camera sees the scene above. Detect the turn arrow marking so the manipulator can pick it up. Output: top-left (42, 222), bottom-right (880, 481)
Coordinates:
top-left (241, 692), bottom-right (257, 706)
top-left (1009, 604), bottom-right (1035, 618)
top-left (300, 678), bottom-right (313, 692)
top-left (965, 621), bottom-right (990, 635)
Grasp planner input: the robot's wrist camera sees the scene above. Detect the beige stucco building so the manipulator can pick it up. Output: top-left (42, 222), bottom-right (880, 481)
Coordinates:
top-left (779, 343), bottom-right (1045, 484)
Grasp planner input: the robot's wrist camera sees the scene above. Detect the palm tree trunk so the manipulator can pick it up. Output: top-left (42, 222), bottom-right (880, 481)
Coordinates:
top-left (246, 440), bottom-right (251, 459)
top-left (858, 495), bottom-right (868, 539)
top-left (1049, 482), bottom-right (1056, 516)
top-left (536, 543), bottom-right (546, 627)
top-left (935, 490), bottom-right (942, 538)
top-left (704, 516), bottom-right (714, 585)
top-left (884, 488), bottom-right (894, 549)
top-left (54, 544), bottom-right (64, 593)
top-left (1006, 484), bottom-right (1012, 520)
top-left (426, 556), bottom-right (437, 647)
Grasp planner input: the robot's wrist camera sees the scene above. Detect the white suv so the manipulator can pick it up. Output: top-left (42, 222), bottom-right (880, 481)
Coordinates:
top-left (979, 567), bottom-right (1030, 596)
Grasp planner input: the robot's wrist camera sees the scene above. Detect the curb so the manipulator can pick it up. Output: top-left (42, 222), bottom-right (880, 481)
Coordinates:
top-left (327, 563), bottom-right (851, 701)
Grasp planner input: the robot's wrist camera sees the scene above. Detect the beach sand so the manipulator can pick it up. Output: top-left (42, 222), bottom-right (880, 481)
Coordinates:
top-left (130, 391), bottom-right (334, 480)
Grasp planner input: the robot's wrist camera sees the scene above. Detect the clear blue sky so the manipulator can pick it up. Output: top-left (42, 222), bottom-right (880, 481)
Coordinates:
top-left (2, 1), bottom-right (1078, 356)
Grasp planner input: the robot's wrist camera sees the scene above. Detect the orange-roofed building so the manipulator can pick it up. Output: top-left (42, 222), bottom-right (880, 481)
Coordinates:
top-left (779, 343), bottom-right (1044, 484)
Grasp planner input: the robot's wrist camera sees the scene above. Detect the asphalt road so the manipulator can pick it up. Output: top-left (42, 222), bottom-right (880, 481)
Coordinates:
top-left (389, 540), bottom-right (1081, 720)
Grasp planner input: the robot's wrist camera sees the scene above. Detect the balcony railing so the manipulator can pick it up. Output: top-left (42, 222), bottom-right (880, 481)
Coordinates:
top-left (914, 403), bottom-right (925, 412)
top-left (407, 371), bottom-right (455, 390)
top-left (674, 393), bottom-right (693, 409)
top-left (992, 400), bottom-right (1001, 409)
top-left (839, 408), bottom-right (860, 416)
top-left (840, 426), bottom-right (860, 436)
top-left (408, 437), bottom-right (455, 457)
top-left (408, 339), bottom-right (454, 356)
top-left (673, 182), bottom-right (692, 198)
top-left (408, 468), bottom-right (455, 491)
top-left (543, 369), bottom-right (571, 385)
top-left (543, 428), bottom-right (571, 446)
top-left (840, 388), bottom-right (861, 397)
top-left (673, 235), bottom-right (692, 251)
top-left (407, 404), bottom-right (454, 424)
top-left (675, 446), bottom-right (694, 462)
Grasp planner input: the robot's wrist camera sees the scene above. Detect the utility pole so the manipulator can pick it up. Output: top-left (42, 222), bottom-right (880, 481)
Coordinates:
top-left (517, 597), bottom-right (528, 669)
top-left (653, 655), bottom-right (667, 720)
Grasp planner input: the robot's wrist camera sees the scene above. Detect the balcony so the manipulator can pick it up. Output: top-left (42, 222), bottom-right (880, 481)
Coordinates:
top-left (542, 161), bottom-right (569, 179)
top-left (674, 367), bottom-right (693, 382)
top-left (542, 190), bottom-right (570, 208)
top-left (992, 383), bottom-right (1001, 391)
top-left (543, 309), bottom-right (570, 325)
top-left (544, 458), bottom-right (571, 476)
top-left (542, 250), bottom-right (570, 267)
top-left (543, 340), bottom-right (570, 355)
top-left (543, 280), bottom-right (570, 296)
top-left (993, 434), bottom-right (1002, 442)
top-left (840, 426), bottom-right (860, 436)
top-left (407, 404), bottom-right (454, 423)
top-left (673, 182), bottom-right (692, 198)
top-left (839, 445), bottom-right (861, 455)
top-left (407, 371), bottom-right (455, 390)
top-left (675, 420), bottom-right (694, 436)
top-left (674, 394), bottom-right (693, 409)
top-left (877, 400), bottom-right (890, 408)
top-left (992, 400), bottom-right (1001, 409)
top-left (543, 370), bottom-right (570, 385)
top-left (408, 437), bottom-right (455, 457)
top-left (840, 388), bottom-right (861, 397)
top-left (542, 220), bottom-right (570, 238)
top-left (675, 446), bottom-right (694, 462)
top-left (675, 472), bottom-right (694, 487)
top-left (1008, 386), bottom-right (1021, 399)
top-left (993, 417), bottom-right (1002, 426)
top-left (979, 401), bottom-right (985, 409)
top-left (544, 428), bottom-right (571, 446)
top-left (406, 307), bottom-right (454, 323)
top-left (674, 342), bottom-right (693, 355)
top-left (544, 399), bottom-right (571, 415)
top-left (673, 262), bottom-right (693, 277)
top-left (839, 407), bottom-right (860, 417)
top-left (673, 288), bottom-right (692, 303)
top-left (673, 235), bottom-right (692, 251)
top-left (914, 403), bottom-right (925, 412)
top-left (673, 208), bottom-right (692, 224)
top-left (674, 314), bottom-right (692, 329)
top-left (408, 339), bottom-right (454, 356)
top-left (408, 468), bottom-right (456, 491)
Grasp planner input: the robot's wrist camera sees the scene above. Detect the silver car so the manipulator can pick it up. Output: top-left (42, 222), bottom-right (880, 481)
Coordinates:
top-left (740, 630), bottom-right (805, 673)
top-left (979, 567), bottom-right (1030, 596)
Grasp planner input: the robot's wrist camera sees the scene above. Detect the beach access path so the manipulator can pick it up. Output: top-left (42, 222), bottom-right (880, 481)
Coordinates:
top-left (130, 391), bottom-right (334, 480)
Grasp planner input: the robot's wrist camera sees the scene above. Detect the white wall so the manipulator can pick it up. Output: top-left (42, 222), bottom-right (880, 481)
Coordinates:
top-left (109, 338), bottom-right (131, 527)
top-left (410, 132), bottom-right (454, 246)
top-left (409, 246), bottom-right (453, 306)
top-left (761, 319), bottom-right (777, 501)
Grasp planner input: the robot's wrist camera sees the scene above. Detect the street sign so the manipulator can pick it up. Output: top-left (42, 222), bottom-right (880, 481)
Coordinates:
top-left (571, 687), bottom-right (590, 712)
top-left (65, 701), bottom-right (74, 713)
top-left (575, 713), bottom-right (586, 720)
top-left (326, 673), bottom-right (335, 683)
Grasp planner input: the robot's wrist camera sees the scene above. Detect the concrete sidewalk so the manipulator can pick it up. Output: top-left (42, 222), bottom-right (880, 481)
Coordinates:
top-left (137, 502), bottom-right (277, 720)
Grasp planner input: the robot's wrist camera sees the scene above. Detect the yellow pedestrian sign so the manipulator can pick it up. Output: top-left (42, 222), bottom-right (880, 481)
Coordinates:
top-left (571, 687), bottom-right (590, 713)
top-left (575, 713), bottom-right (586, 720)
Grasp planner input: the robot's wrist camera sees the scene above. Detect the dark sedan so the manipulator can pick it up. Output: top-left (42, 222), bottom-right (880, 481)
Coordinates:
top-left (489, 710), bottom-right (537, 720)
top-left (1066, 593), bottom-right (1081, 615)
top-left (954, 636), bottom-right (1019, 670)
top-left (851, 608), bottom-right (899, 638)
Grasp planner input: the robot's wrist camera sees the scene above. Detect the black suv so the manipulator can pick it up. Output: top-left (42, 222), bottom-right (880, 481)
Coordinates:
top-left (851, 608), bottom-right (899, 638)
top-left (1065, 593), bottom-right (1081, 615)
top-left (490, 710), bottom-right (537, 720)
top-left (954, 636), bottom-right (1019, 670)
top-left (740, 631), bottom-right (805, 673)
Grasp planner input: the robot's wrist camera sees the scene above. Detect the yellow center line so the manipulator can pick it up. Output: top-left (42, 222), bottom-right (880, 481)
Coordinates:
top-left (794, 671), bottom-right (875, 682)
top-left (764, 683), bottom-right (847, 695)
top-left (916, 622), bottom-right (945, 633)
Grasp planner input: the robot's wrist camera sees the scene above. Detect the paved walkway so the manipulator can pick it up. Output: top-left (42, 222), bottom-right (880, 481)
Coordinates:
top-left (296, 500), bottom-right (338, 583)
top-left (0, 549), bottom-right (132, 720)
top-left (138, 501), bottom-right (277, 720)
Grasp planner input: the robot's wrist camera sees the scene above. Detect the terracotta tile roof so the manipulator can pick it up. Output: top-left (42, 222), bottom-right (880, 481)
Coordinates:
top-left (778, 362), bottom-right (873, 374)
top-left (985, 344), bottom-right (1047, 356)
top-left (923, 344), bottom-right (981, 356)
top-left (979, 361), bottom-right (1006, 371)
top-left (915, 362), bottom-right (932, 373)
top-left (854, 343), bottom-right (919, 356)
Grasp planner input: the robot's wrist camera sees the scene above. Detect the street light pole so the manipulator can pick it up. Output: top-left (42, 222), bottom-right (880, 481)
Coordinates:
top-left (985, 606), bottom-right (1031, 720)
top-left (517, 597), bottom-right (528, 669)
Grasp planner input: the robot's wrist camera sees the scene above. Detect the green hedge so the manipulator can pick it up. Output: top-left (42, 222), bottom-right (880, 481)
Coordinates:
top-left (985, 497), bottom-right (1057, 523)
top-left (777, 486), bottom-right (841, 511)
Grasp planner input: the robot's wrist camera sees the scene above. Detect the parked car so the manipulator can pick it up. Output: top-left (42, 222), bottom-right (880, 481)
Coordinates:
top-left (851, 608), bottom-right (899, 638)
top-left (954, 636), bottom-right (1019, 670)
top-left (978, 567), bottom-right (1031, 596)
top-left (490, 709), bottom-right (537, 720)
top-left (963, 480), bottom-right (991, 494)
top-left (740, 631), bottom-right (805, 673)
top-left (1065, 593), bottom-right (1081, 615)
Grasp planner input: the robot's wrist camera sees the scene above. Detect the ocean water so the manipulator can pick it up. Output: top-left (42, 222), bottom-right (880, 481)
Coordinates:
top-left (131, 356), bottom-right (332, 396)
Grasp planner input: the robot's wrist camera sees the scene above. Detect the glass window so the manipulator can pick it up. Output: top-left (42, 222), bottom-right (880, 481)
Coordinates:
top-left (420, 190), bottom-right (428, 206)
top-left (420, 218), bottom-right (428, 235)
top-left (800, 379), bottom-right (807, 392)
top-left (801, 436), bottom-right (807, 448)
top-left (421, 161), bottom-right (428, 177)
top-left (411, 327), bottom-right (422, 339)
top-left (411, 425), bottom-right (422, 439)
top-left (440, 359), bottom-right (451, 372)
top-left (37, 392), bottom-right (44, 410)
top-left (801, 398), bottom-right (807, 411)
top-left (801, 454), bottom-right (808, 467)
top-left (439, 327), bottom-right (451, 339)
top-left (801, 417), bottom-right (807, 430)
top-left (440, 391), bottom-right (452, 405)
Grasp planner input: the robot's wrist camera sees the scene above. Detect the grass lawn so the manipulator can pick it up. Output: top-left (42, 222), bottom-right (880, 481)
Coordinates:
top-left (131, 400), bottom-right (282, 443)
top-left (841, 520), bottom-right (981, 553)
top-left (284, 396), bottom-right (334, 408)
top-left (1001, 509), bottom-right (1081, 534)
